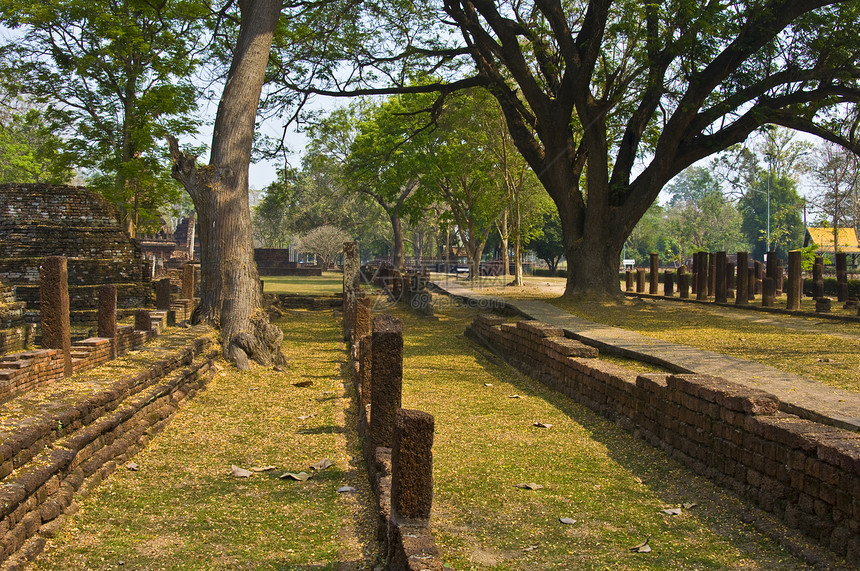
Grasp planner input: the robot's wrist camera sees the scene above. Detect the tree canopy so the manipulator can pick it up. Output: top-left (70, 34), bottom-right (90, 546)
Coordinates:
top-left (276, 0), bottom-right (860, 297)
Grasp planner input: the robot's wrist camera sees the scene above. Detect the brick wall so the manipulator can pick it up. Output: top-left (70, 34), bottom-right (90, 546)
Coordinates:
top-left (467, 315), bottom-right (860, 563)
top-left (0, 184), bottom-right (150, 317)
top-left (0, 313), bottom-right (168, 404)
top-left (0, 330), bottom-right (216, 568)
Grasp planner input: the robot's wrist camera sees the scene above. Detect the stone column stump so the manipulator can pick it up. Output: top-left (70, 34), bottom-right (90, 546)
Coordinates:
top-left (625, 270), bottom-right (634, 292)
top-left (370, 315), bottom-right (403, 459)
top-left (635, 269), bottom-right (646, 293)
top-left (664, 270), bottom-right (675, 297)
top-left (735, 252), bottom-right (749, 305)
top-left (649, 253), bottom-right (659, 295)
top-left (678, 266), bottom-right (689, 299)
top-left (786, 250), bottom-right (802, 310)
top-left (98, 284), bottom-right (118, 358)
top-left (715, 252), bottom-right (727, 303)
top-left (40, 256), bottom-right (72, 377)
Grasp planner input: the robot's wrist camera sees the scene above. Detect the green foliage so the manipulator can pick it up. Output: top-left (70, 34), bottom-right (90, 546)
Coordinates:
top-left (0, 0), bottom-right (209, 229)
top-left (798, 242), bottom-right (825, 272)
top-left (526, 211), bottom-right (565, 272)
top-left (739, 175), bottom-right (805, 261)
top-left (0, 107), bottom-right (73, 183)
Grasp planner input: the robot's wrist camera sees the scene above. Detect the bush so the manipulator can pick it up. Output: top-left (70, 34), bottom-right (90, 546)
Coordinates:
top-left (802, 278), bottom-right (860, 297)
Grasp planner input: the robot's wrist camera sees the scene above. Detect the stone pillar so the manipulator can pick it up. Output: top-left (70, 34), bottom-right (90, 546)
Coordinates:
top-left (40, 256), bottom-right (72, 377)
top-left (354, 293), bottom-right (372, 349)
top-left (135, 309), bottom-right (152, 332)
top-left (635, 269), bottom-right (646, 293)
top-left (754, 260), bottom-right (763, 295)
top-left (663, 270), bottom-right (675, 297)
top-left (390, 408), bottom-right (434, 523)
top-left (678, 266), bottom-right (689, 299)
top-left (708, 252), bottom-right (717, 297)
top-left (357, 335), bottom-right (372, 436)
top-left (156, 278), bottom-right (171, 311)
top-left (813, 256), bottom-right (825, 299)
top-left (690, 254), bottom-right (697, 295)
top-left (649, 253), bottom-right (659, 295)
top-left (696, 252), bottom-right (708, 301)
top-left (625, 270), bottom-right (634, 292)
top-left (776, 259), bottom-right (785, 295)
top-left (786, 250), bottom-right (802, 310)
top-left (181, 264), bottom-right (195, 300)
top-left (726, 263), bottom-right (736, 299)
top-left (343, 241), bottom-right (360, 341)
top-left (762, 277), bottom-right (774, 307)
top-left (714, 252), bottom-right (727, 303)
top-left (735, 252), bottom-right (748, 305)
top-left (748, 267), bottom-right (756, 301)
top-left (765, 251), bottom-right (777, 283)
top-left (370, 315), bottom-right (403, 454)
top-left (816, 297), bottom-right (831, 313)
top-left (836, 252), bottom-right (848, 302)
top-left (98, 284), bottom-right (117, 358)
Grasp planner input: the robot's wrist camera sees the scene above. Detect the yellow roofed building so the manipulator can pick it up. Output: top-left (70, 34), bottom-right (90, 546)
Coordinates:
top-left (803, 227), bottom-right (860, 261)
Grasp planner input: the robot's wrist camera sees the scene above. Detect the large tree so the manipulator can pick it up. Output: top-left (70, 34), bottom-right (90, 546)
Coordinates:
top-left (278, 0), bottom-right (860, 298)
top-left (168, 0), bottom-right (285, 369)
top-left (0, 0), bottom-right (208, 233)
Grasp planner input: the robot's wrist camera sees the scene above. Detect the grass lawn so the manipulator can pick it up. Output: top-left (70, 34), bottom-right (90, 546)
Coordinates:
top-left (34, 309), bottom-right (378, 570)
top-left (388, 301), bottom-right (844, 570)
top-left (31, 287), bottom-right (850, 569)
top-left (451, 276), bottom-right (860, 393)
top-left (262, 273), bottom-right (344, 295)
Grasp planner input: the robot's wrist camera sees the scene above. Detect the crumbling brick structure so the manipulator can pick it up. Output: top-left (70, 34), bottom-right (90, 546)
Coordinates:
top-left (0, 184), bottom-right (151, 321)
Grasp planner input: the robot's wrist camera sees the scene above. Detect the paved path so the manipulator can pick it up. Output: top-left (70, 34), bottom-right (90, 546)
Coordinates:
top-left (434, 281), bottom-right (860, 433)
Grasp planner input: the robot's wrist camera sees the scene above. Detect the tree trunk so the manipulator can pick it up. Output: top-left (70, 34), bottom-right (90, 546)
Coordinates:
top-left (512, 200), bottom-right (523, 286)
top-left (563, 231), bottom-right (625, 299)
top-left (391, 212), bottom-right (405, 269)
top-left (168, 0), bottom-right (285, 370)
top-left (499, 208), bottom-right (509, 277)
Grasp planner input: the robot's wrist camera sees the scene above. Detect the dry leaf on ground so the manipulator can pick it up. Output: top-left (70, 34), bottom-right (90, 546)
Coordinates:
top-left (230, 465), bottom-right (253, 478)
top-left (280, 471), bottom-right (312, 481)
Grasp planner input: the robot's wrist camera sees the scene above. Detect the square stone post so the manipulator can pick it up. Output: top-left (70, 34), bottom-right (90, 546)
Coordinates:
top-left (836, 252), bottom-right (848, 302)
top-left (754, 260), bottom-right (763, 294)
top-left (776, 259), bottom-right (785, 295)
top-left (635, 269), bottom-right (646, 293)
top-left (357, 335), bottom-right (372, 437)
top-left (625, 270), bottom-right (634, 292)
top-left (181, 264), bottom-right (195, 300)
top-left (40, 256), bottom-right (72, 377)
top-left (735, 252), bottom-right (748, 305)
top-left (708, 252), bottom-right (717, 297)
top-left (663, 270), bottom-right (674, 297)
top-left (98, 284), bottom-right (117, 358)
top-left (690, 254), bottom-right (697, 295)
top-left (678, 266), bottom-right (689, 299)
top-left (786, 250), bottom-right (802, 310)
top-left (813, 257), bottom-right (825, 299)
top-left (726, 262), bottom-right (736, 299)
top-left (390, 408), bottom-right (434, 523)
top-left (370, 315), bottom-right (403, 455)
top-left (762, 277), bottom-right (774, 307)
top-left (748, 267), bottom-right (756, 301)
top-left (649, 253), bottom-right (659, 294)
top-left (696, 252), bottom-right (709, 300)
top-left (714, 252), bottom-right (727, 303)
top-left (135, 309), bottom-right (152, 332)
top-left (343, 241), bottom-right (360, 341)
top-left (156, 278), bottom-right (172, 311)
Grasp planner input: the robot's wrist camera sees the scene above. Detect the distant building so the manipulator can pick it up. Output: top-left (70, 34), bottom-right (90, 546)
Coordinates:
top-left (803, 227), bottom-right (860, 265)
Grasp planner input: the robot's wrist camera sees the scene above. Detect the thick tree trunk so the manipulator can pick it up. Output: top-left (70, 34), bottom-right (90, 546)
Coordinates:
top-left (563, 231), bottom-right (624, 299)
top-left (168, 0), bottom-right (285, 370)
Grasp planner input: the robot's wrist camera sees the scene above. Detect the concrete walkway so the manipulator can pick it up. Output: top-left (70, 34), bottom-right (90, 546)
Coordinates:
top-left (433, 280), bottom-right (860, 433)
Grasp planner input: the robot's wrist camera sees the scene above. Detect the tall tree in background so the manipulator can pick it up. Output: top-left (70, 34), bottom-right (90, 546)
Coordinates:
top-left (0, 0), bottom-right (208, 233)
top-left (0, 106), bottom-right (73, 183)
top-left (812, 141), bottom-right (860, 245)
top-left (169, 0), bottom-right (285, 369)
top-left (279, 0), bottom-right (860, 298)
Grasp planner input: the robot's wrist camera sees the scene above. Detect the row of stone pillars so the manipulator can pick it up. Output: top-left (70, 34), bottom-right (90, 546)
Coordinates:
top-left (39, 256), bottom-right (185, 378)
top-left (342, 242), bottom-right (441, 570)
top-left (627, 251), bottom-right (856, 314)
